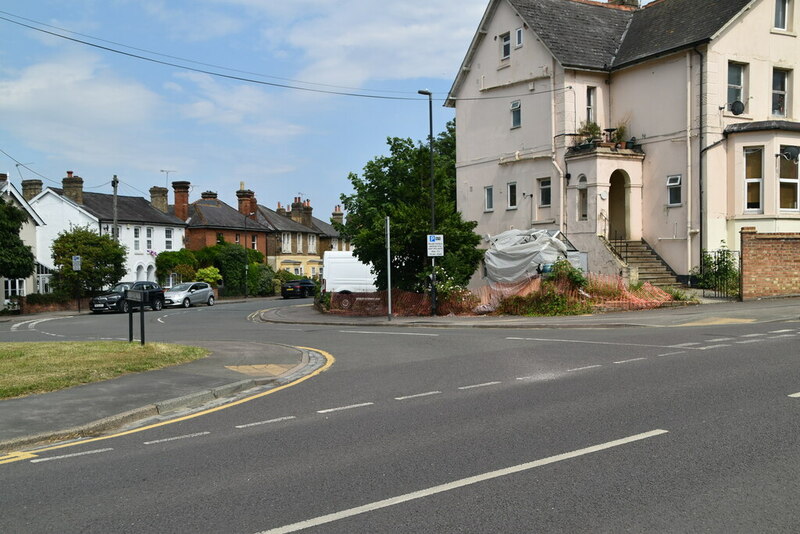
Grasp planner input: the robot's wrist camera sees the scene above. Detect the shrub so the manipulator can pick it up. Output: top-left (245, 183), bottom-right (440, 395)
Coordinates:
top-left (196, 266), bottom-right (223, 287)
top-left (497, 282), bottom-right (592, 316)
top-left (548, 259), bottom-right (587, 289)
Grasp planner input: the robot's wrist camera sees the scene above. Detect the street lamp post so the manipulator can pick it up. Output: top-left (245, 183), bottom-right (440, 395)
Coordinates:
top-left (418, 89), bottom-right (436, 316)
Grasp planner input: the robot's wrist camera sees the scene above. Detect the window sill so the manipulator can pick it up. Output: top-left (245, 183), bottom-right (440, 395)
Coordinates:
top-left (506, 206), bottom-right (518, 211)
top-left (497, 61), bottom-right (510, 71)
top-left (666, 203), bottom-right (683, 208)
top-left (771, 28), bottom-right (796, 37)
top-left (484, 209), bottom-right (494, 213)
top-left (723, 111), bottom-right (752, 120)
top-left (510, 125), bottom-right (521, 130)
top-left (538, 205), bottom-right (551, 209)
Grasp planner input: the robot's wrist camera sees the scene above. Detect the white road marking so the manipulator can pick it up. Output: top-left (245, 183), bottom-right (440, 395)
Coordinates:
top-left (657, 351), bottom-right (686, 357)
top-left (30, 448), bottom-right (113, 463)
top-left (774, 334), bottom-right (797, 338)
top-left (143, 432), bottom-right (210, 445)
top-left (740, 333), bottom-right (766, 338)
top-left (258, 429), bottom-right (670, 534)
top-left (698, 344), bottom-right (730, 350)
top-left (769, 329), bottom-right (794, 334)
top-left (341, 330), bottom-right (439, 337)
top-left (735, 339), bottom-right (762, 344)
top-left (613, 357), bottom-right (647, 364)
top-left (236, 417), bottom-right (296, 428)
top-left (395, 391), bottom-right (441, 401)
top-left (457, 381), bottom-right (502, 390)
top-left (789, 392), bottom-right (800, 398)
top-left (669, 342), bottom-right (701, 347)
top-left (10, 317), bottom-right (64, 332)
top-left (706, 337), bottom-right (733, 342)
top-left (568, 365), bottom-right (602, 372)
top-left (507, 337), bottom-right (697, 350)
top-left (317, 403), bottom-right (374, 414)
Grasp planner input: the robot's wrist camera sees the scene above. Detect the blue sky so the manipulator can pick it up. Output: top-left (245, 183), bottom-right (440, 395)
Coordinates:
top-left (0, 0), bottom-right (653, 221)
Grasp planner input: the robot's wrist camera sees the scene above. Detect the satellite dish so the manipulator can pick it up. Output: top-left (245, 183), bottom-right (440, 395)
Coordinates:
top-left (781, 146), bottom-right (800, 162)
top-left (730, 101), bottom-right (745, 115)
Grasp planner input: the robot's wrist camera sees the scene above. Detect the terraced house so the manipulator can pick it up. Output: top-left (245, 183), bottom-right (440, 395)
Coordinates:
top-left (448, 0), bottom-right (799, 286)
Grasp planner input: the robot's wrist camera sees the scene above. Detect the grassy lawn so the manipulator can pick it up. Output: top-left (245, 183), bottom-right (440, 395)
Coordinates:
top-left (0, 342), bottom-right (209, 399)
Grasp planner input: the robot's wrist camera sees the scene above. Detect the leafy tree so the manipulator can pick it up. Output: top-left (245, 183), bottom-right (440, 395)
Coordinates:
top-left (196, 266), bottom-right (222, 287)
top-left (50, 226), bottom-right (127, 296)
top-left (0, 199), bottom-right (36, 281)
top-left (339, 120), bottom-right (482, 291)
top-left (155, 249), bottom-right (198, 284)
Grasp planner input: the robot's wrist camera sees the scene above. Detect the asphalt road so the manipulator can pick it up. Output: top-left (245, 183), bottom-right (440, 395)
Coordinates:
top-left (2, 299), bottom-right (799, 532)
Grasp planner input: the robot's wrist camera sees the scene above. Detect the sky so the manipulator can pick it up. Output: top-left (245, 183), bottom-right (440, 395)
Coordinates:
top-left (0, 0), bottom-right (655, 221)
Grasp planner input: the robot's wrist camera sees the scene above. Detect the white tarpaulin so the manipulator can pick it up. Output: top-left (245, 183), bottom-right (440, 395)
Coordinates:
top-left (484, 229), bottom-right (568, 283)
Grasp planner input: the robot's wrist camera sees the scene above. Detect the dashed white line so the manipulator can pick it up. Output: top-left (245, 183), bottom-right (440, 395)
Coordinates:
top-left (395, 391), bottom-right (441, 401)
top-left (236, 416), bottom-right (296, 429)
top-left (258, 429), bottom-right (669, 534)
top-left (740, 333), bottom-right (766, 338)
top-left (657, 351), bottom-right (686, 357)
top-left (669, 342), bottom-right (701, 347)
top-left (30, 448), bottom-right (114, 463)
top-left (144, 432), bottom-right (210, 445)
top-left (706, 337), bottom-right (733, 342)
top-left (341, 330), bottom-right (439, 337)
top-left (507, 337), bottom-right (695, 350)
top-left (698, 344), bottom-right (731, 350)
top-left (774, 334), bottom-right (797, 338)
top-left (789, 392), bottom-right (800, 398)
top-left (735, 339), bottom-right (762, 344)
top-left (457, 381), bottom-right (502, 390)
top-left (613, 357), bottom-right (647, 364)
top-left (568, 365), bottom-right (602, 372)
top-left (770, 329), bottom-right (794, 334)
top-left (317, 403), bottom-right (374, 414)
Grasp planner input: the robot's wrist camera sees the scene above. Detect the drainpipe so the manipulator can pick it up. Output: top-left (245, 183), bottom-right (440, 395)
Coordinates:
top-left (694, 46), bottom-right (705, 266)
top-left (685, 51), bottom-right (693, 277)
top-left (552, 57), bottom-right (565, 233)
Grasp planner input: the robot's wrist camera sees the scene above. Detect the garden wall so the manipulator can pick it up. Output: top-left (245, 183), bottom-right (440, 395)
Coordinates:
top-left (740, 227), bottom-right (800, 300)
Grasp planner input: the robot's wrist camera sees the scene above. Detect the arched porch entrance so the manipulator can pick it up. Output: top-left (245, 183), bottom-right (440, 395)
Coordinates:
top-left (608, 170), bottom-right (629, 241)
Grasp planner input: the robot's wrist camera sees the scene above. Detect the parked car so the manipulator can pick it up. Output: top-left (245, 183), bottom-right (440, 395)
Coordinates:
top-left (164, 282), bottom-right (215, 308)
top-left (281, 278), bottom-right (317, 299)
top-left (90, 281), bottom-right (165, 313)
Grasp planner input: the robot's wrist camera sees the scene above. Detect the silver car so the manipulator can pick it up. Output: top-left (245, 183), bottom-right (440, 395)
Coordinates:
top-left (164, 282), bottom-right (215, 308)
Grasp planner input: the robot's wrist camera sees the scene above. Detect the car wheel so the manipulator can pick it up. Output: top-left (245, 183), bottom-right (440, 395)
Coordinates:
top-left (207, 295), bottom-right (215, 306)
top-left (300, 288), bottom-right (307, 298)
top-left (121, 301), bottom-right (130, 313)
top-left (152, 299), bottom-right (163, 311)
top-left (182, 298), bottom-right (191, 308)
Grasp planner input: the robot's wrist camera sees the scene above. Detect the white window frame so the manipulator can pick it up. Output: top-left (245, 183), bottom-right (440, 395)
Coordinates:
top-left (510, 100), bottom-right (521, 129)
top-left (146, 227), bottom-right (153, 250)
top-left (515, 27), bottom-right (523, 48)
top-left (775, 0), bottom-right (790, 30)
top-left (539, 179), bottom-right (551, 207)
top-left (484, 186), bottom-right (494, 212)
top-left (507, 182), bottom-right (517, 210)
top-left (577, 175), bottom-right (588, 221)
top-left (744, 147), bottom-right (764, 213)
top-left (779, 145), bottom-right (800, 211)
top-left (728, 62), bottom-right (746, 111)
top-left (772, 68), bottom-right (789, 117)
top-left (586, 87), bottom-right (596, 124)
top-left (309, 234), bottom-right (317, 252)
top-left (500, 32), bottom-right (511, 59)
top-left (331, 237), bottom-right (339, 250)
top-left (134, 226), bottom-right (141, 252)
top-left (281, 232), bottom-right (292, 253)
top-left (296, 232), bottom-right (303, 253)
top-left (235, 233), bottom-right (240, 245)
top-left (251, 234), bottom-right (257, 249)
top-left (666, 175), bottom-right (682, 206)
top-left (165, 228), bottom-right (173, 250)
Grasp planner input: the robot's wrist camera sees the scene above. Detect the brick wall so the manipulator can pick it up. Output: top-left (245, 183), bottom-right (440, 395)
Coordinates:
top-left (740, 227), bottom-right (800, 300)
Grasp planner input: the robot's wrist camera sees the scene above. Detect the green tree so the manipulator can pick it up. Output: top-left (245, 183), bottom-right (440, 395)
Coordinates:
top-left (339, 120), bottom-right (482, 291)
top-left (0, 199), bottom-right (36, 281)
top-left (155, 249), bottom-right (199, 284)
top-left (50, 226), bottom-right (127, 296)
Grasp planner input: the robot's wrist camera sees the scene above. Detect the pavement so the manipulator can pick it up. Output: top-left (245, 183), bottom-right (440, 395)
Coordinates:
top-left (2, 293), bottom-right (799, 453)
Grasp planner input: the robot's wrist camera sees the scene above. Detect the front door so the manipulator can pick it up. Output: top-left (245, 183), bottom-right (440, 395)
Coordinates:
top-left (608, 171), bottom-right (627, 240)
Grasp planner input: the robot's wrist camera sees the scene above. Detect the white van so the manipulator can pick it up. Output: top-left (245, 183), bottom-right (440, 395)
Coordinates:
top-left (322, 251), bottom-right (377, 294)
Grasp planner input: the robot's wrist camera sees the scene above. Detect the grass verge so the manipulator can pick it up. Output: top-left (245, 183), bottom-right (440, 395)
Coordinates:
top-left (0, 342), bottom-right (209, 399)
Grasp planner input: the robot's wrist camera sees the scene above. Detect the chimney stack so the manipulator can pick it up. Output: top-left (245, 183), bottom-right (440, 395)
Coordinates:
top-left (277, 202), bottom-right (286, 217)
top-left (62, 171), bottom-right (84, 204)
top-left (607, 0), bottom-right (639, 7)
top-left (236, 187), bottom-right (257, 219)
top-left (150, 186), bottom-right (168, 213)
top-left (201, 191), bottom-right (218, 199)
top-left (172, 181), bottom-right (191, 221)
top-left (289, 196), bottom-right (304, 225)
top-left (21, 179), bottom-right (43, 201)
top-left (0, 173), bottom-right (7, 187)
top-left (331, 205), bottom-right (344, 225)
top-left (301, 199), bottom-right (313, 227)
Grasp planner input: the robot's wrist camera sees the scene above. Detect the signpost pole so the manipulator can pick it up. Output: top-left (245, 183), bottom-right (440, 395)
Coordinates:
top-left (386, 216), bottom-right (392, 321)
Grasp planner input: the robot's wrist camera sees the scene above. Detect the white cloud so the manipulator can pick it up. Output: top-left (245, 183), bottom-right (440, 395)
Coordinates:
top-left (141, 0), bottom-right (244, 42)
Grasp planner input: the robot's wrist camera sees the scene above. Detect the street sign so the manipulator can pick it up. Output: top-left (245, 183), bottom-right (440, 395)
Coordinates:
top-left (125, 289), bottom-right (145, 302)
top-left (72, 255), bottom-right (81, 271)
top-left (427, 234), bottom-right (444, 257)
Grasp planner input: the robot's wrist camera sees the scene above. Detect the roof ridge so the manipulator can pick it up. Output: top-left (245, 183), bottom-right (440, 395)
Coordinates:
top-left (565, 0), bottom-right (638, 11)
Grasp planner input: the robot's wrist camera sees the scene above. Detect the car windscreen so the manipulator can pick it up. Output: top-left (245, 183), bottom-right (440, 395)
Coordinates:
top-left (111, 283), bottom-right (131, 292)
top-left (170, 283), bottom-right (192, 291)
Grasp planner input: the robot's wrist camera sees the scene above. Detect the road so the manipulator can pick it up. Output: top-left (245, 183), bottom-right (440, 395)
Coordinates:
top-left (2, 298), bottom-right (799, 532)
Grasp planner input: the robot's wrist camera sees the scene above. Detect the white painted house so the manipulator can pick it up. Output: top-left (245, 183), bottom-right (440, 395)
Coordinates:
top-left (447, 0), bottom-right (799, 285)
top-left (24, 172), bottom-right (186, 283)
top-left (1, 173), bottom-right (45, 307)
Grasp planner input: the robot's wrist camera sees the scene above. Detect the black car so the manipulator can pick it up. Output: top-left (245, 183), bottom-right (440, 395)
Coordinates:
top-left (281, 279), bottom-right (316, 299)
top-left (90, 281), bottom-right (165, 313)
